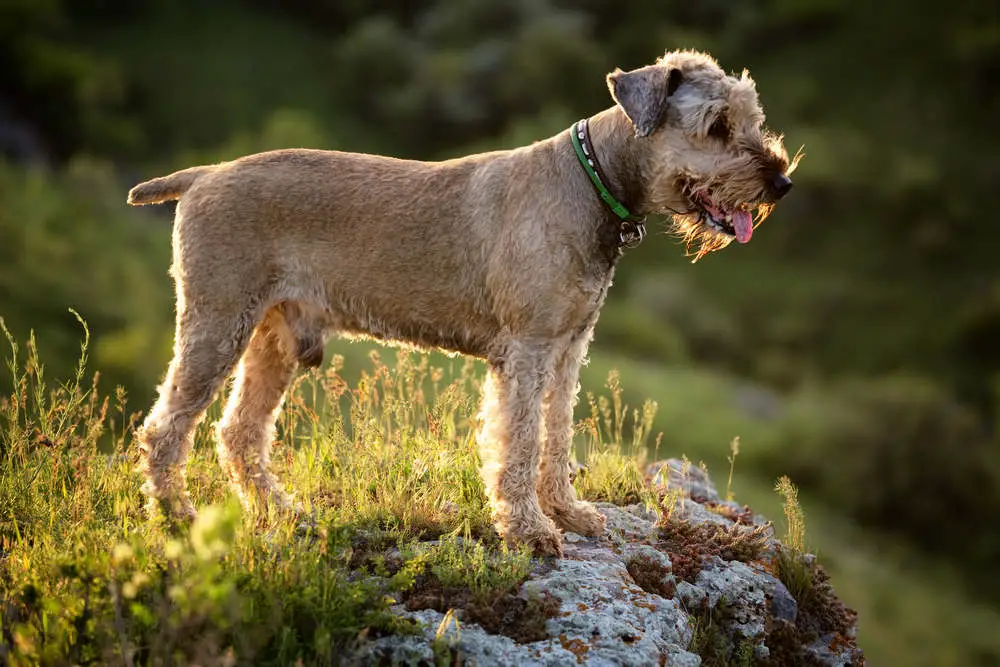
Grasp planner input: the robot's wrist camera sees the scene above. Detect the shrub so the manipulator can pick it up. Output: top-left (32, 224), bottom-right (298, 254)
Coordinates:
top-left (768, 377), bottom-right (1000, 598)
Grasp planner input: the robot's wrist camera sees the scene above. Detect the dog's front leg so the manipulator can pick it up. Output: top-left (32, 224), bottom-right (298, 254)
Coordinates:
top-left (477, 341), bottom-right (563, 556)
top-left (538, 332), bottom-right (607, 537)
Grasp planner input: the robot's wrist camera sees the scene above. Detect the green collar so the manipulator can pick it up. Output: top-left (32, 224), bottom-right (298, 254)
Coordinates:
top-left (570, 118), bottom-right (645, 226)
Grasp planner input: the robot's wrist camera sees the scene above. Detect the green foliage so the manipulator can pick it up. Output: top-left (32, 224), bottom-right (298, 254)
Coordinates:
top-left (767, 377), bottom-right (1000, 598)
top-left (0, 330), bottom-right (548, 665)
top-left (573, 370), bottom-right (660, 506)
top-left (3, 505), bottom-right (412, 666)
top-left (594, 300), bottom-right (690, 367)
top-left (615, 272), bottom-right (742, 370)
top-left (420, 537), bottom-right (533, 606)
top-left (687, 598), bottom-right (757, 667)
top-left (0, 0), bottom-right (141, 158)
top-left (774, 476), bottom-right (813, 605)
top-left (0, 330), bottom-right (415, 666)
top-left (0, 160), bottom-right (173, 404)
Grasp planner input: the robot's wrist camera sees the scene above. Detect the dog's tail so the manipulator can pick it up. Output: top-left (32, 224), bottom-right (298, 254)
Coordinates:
top-left (127, 165), bottom-right (216, 205)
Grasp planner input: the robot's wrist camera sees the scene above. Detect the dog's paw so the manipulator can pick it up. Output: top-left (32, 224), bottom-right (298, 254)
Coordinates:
top-left (143, 476), bottom-right (197, 524)
top-left (526, 527), bottom-right (565, 558)
top-left (544, 500), bottom-right (607, 537)
top-left (146, 493), bottom-right (197, 529)
top-left (500, 515), bottom-right (565, 557)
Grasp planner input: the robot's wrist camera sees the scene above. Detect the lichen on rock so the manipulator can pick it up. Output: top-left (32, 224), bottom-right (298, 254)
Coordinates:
top-left (348, 459), bottom-right (865, 666)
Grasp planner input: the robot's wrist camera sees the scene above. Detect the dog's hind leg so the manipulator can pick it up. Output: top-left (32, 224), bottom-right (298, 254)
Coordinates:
top-left (478, 340), bottom-right (563, 556)
top-left (538, 329), bottom-right (607, 536)
top-left (137, 303), bottom-right (258, 521)
top-left (216, 306), bottom-right (300, 512)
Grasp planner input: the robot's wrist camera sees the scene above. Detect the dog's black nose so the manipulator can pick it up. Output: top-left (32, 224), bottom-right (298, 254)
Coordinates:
top-left (771, 173), bottom-right (793, 199)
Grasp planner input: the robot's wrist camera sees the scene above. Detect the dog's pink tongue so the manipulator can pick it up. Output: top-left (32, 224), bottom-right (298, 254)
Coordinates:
top-left (733, 210), bottom-right (753, 244)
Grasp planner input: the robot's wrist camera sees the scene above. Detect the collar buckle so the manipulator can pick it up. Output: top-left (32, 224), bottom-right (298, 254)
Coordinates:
top-left (619, 219), bottom-right (646, 249)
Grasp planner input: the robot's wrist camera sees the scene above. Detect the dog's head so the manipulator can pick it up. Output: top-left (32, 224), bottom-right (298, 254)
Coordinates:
top-left (608, 50), bottom-right (800, 260)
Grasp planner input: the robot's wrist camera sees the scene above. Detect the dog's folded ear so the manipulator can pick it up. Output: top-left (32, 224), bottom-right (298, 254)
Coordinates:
top-left (607, 65), bottom-right (683, 138)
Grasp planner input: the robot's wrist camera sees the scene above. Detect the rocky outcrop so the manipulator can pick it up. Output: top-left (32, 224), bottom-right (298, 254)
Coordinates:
top-left (351, 460), bottom-right (864, 666)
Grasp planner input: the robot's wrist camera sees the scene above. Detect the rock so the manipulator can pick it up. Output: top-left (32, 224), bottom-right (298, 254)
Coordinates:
top-left (646, 459), bottom-right (720, 504)
top-left (522, 551), bottom-right (696, 666)
top-left (676, 580), bottom-right (709, 610)
top-left (595, 503), bottom-right (658, 544)
top-left (762, 573), bottom-right (798, 624)
top-left (346, 459), bottom-right (863, 666)
top-left (805, 634), bottom-right (864, 667)
top-left (355, 607), bottom-right (580, 666)
top-left (693, 559), bottom-right (769, 640)
top-left (619, 502), bottom-right (659, 523)
top-left (622, 543), bottom-right (672, 573)
top-left (676, 497), bottom-right (733, 528)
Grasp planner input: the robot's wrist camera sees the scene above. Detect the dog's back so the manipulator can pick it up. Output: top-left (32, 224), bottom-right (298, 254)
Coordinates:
top-left (129, 145), bottom-right (597, 355)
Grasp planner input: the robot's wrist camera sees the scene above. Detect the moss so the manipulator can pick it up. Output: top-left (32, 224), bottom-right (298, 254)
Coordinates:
top-left (395, 537), bottom-right (558, 644)
top-left (765, 549), bottom-right (864, 666)
top-left (657, 516), bottom-right (771, 583)
top-left (688, 598), bottom-right (758, 667)
top-left (404, 571), bottom-right (560, 644)
top-left (625, 551), bottom-right (677, 599)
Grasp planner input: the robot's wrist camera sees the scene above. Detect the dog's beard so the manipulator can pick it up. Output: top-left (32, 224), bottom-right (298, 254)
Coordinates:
top-left (668, 202), bottom-right (774, 262)
top-left (660, 167), bottom-right (781, 261)
top-left (669, 211), bottom-right (736, 262)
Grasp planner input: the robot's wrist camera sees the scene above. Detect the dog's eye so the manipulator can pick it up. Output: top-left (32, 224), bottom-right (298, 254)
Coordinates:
top-left (708, 118), bottom-right (730, 142)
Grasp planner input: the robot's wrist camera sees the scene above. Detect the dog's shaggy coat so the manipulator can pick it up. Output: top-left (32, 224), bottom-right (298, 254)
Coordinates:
top-left (128, 50), bottom-right (793, 556)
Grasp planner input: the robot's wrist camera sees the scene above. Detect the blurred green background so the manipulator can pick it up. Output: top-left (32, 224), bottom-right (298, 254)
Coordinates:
top-left (2, 0), bottom-right (999, 663)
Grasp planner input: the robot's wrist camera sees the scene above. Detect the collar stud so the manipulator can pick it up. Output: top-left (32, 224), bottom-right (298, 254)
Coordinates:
top-left (570, 118), bottom-right (646, 249)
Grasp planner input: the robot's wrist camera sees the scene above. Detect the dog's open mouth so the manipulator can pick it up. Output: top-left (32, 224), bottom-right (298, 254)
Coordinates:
top-left (670, 181), bottom-right (777, 261)
top-left (693, 193), bottom-right (754, 244)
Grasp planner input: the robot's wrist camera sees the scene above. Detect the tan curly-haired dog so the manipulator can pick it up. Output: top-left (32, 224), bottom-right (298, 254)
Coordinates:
top-left (128, 49), bottom-right (795, 556)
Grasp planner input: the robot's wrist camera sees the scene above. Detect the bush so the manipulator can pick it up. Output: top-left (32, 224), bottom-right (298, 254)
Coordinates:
top-left (768, 376), bottom-right (1000, 596)
top-left (0, 159), bottom-right (173, 403)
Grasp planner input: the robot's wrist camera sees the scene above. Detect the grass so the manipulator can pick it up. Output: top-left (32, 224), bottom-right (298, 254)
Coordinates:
top-left (772, 475), bottom-right (816, 607)
top-left (725, 437), bottom-right (740, 503)
top-left (2, 321), bottom-right (999, 666)
top-left (0, 323), bottom-right (424, 665)
top-left (571, 369), bottom-right (661, 507)
top-left (0, 324), bottom-right (536, 665)
top-left (0, 321), bottom-right (663, 665)
top-left (763, 477), bottom-right (862, 666)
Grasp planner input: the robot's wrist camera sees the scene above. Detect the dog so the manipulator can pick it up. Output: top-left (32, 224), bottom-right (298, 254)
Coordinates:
top-left (127, 49), bottom-right (795, 556)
